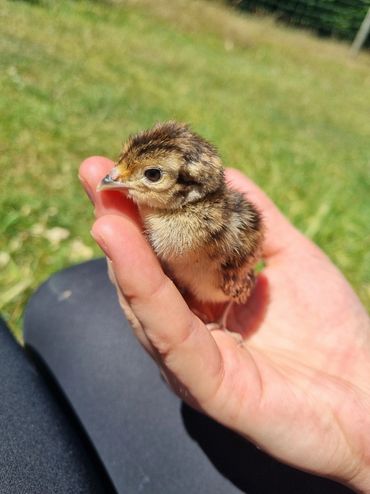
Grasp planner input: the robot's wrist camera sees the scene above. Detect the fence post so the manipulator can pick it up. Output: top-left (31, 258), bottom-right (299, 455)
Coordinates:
top-left (350, 7), bottom-right (370, 56)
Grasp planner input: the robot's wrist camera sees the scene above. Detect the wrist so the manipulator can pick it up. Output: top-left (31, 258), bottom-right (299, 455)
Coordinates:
top-left (344, 465), bottom-right (370, 493)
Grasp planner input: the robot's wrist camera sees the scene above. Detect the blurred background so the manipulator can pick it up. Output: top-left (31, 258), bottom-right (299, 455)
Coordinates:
top-left (1, 0), bottom-right (369, 340)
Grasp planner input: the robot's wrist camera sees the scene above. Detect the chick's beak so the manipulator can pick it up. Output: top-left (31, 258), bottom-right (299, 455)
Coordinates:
top-left (97, 167), bottom-right (129, 191)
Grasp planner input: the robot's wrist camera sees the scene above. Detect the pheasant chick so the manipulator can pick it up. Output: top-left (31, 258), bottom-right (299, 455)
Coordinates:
top-left (98, 122), bottom-right (264, 327)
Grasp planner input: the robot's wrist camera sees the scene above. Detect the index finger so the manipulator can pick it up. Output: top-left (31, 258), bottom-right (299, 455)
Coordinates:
top-left (91, 214), bottom-right (224, 405)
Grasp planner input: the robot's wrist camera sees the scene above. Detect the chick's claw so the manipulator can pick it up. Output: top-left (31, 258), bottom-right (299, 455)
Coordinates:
top-left (205, 322), bottom-right (244, 346)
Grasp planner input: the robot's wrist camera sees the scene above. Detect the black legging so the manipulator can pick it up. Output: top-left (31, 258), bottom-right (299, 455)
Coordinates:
top-left (1, 259), bottom-right (352, 493)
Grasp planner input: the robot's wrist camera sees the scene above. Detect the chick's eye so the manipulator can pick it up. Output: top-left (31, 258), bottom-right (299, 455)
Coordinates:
top-left (144, 168), bottom-right (162, 182)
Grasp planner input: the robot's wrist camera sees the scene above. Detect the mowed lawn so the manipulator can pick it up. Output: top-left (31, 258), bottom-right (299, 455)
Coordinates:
top-left (1, 0), bottom-right (369, 338)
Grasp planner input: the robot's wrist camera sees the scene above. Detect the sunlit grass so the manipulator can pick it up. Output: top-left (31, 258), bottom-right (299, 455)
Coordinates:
top-left (1, 0), bottom-right (369, 339)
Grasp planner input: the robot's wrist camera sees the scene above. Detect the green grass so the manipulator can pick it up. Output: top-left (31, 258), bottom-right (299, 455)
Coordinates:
top-left (1, 0), bottom-right (369, 339)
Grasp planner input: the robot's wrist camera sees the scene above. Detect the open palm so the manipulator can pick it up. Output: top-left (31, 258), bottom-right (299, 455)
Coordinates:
top-left (80, 157), bottom-right (370, 492)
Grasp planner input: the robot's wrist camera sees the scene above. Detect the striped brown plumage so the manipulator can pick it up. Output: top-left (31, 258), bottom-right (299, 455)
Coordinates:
top-left (99, 122), bottom-right (264, 318)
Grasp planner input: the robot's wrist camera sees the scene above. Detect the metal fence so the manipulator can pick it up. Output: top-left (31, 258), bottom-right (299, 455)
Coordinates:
top-left (233, 0), bottom-right (370, 46)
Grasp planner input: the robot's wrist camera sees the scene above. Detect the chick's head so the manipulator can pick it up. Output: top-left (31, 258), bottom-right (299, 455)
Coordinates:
top-left (99, 122), bottom-right (225, 210)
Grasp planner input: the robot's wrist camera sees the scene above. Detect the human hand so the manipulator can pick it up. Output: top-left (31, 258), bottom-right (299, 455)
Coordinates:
top-left (80, 156), bottom-right (370, 493)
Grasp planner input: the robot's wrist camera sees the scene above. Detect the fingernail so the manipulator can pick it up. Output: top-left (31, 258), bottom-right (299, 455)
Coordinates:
top-left (78, 175), bottom-right (94, 205)
top-left (90, 229), bottom-right (110, 259)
